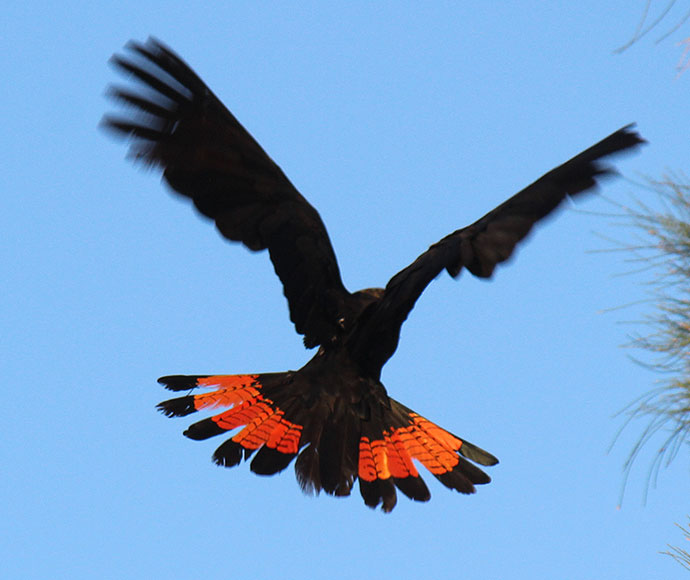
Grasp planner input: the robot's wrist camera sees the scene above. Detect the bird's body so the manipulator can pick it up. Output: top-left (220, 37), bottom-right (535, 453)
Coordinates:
top-left (105, 37), bottom-right (644, 512)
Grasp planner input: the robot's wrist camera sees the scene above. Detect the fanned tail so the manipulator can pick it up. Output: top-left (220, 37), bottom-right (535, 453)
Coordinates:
top-left (158, 374), bottom-right (497, 512)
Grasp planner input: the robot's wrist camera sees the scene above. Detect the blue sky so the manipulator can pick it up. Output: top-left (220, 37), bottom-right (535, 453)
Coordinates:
top-left (3, 2), bottom-right (689, 579)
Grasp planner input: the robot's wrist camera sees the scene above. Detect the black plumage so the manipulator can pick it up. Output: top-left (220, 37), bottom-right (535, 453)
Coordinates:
top-left (104, 37), bottom-right (645, 512)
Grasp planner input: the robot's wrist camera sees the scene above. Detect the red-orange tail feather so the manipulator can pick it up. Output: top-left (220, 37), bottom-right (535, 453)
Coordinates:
top-left (157, 373), bottom-right (497, 511)
top-left (158, 373), bottom-right (304, 475)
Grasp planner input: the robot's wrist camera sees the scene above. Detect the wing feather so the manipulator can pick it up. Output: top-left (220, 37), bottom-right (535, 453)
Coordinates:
top-left (353, 125), bottom-right (645, 370)
top-left (103, 37), bottom-right (354, 347)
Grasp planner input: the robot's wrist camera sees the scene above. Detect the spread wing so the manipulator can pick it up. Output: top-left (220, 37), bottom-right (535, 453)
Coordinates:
top-left (353, 125), bottom-right (645, 371)
top-left (103, 38), bottom-right (355, 348)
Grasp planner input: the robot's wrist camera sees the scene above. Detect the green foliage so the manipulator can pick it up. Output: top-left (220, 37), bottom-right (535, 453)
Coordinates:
top-left (617, 176), bottom-right (690, 482)
top-left (662, 519), bottom-right (690, 570)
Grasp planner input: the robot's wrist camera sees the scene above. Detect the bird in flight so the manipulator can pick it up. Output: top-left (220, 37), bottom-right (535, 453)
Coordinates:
top-left (104, 37), bottom-right (644, 512)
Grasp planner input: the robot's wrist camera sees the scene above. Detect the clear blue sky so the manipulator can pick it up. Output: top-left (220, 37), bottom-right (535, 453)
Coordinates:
top-left (3, 2), bottom-right (689, 579)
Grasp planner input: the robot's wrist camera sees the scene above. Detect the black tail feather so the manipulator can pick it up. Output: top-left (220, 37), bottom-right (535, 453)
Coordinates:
top-left (459, 439), bottom-right (499, 466)
top-left (212, 439), bottom-right (244, 467)
top-left (394, 476), bottom-right (431, 502)
top-left (158, 375), bottom-right (207, 391)
top-left (184, 417), bottom-right (226, 440)
top-left (294, 444), bottom-right (321, 495)
top-left (318, 403), bottom-right (359, 496)
top-left (435, 469), bottom-right (477, 495)
top-left (359, 478), bottom-right (397, 513)
top-left (157, 396), bottom-right (196, 417)
top-left (251, 446), bottom-right (297, 476)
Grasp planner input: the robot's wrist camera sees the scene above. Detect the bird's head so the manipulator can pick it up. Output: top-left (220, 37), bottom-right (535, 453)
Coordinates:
top-left (353, 287), bottom-right (385, 302)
